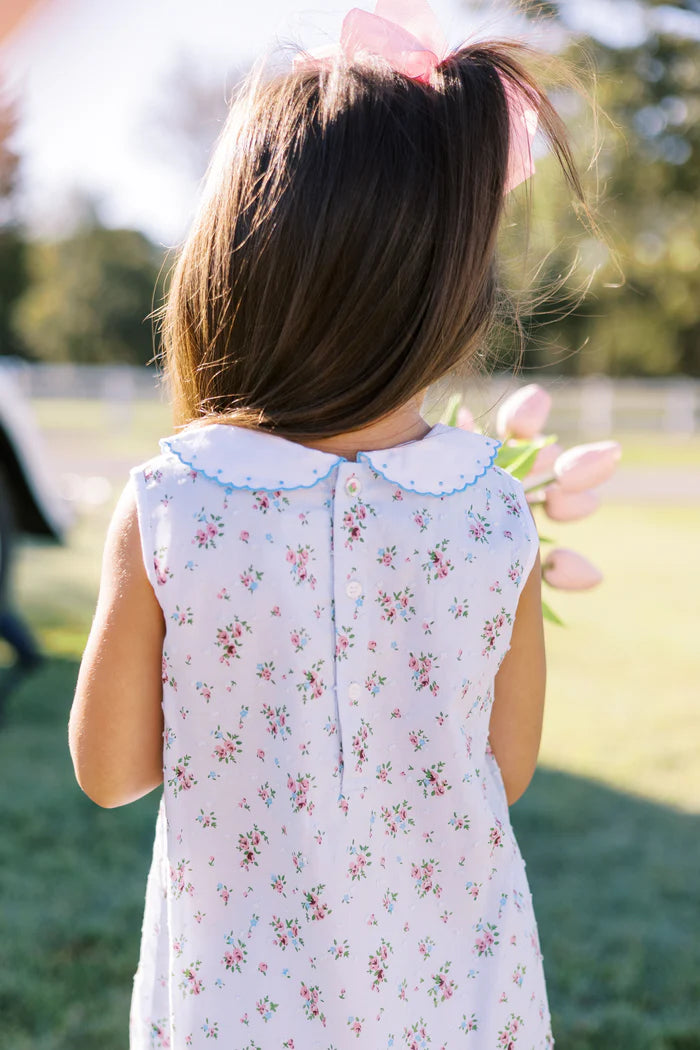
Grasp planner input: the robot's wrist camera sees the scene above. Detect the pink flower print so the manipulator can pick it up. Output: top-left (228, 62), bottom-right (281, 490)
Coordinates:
top-left (167, 755), bottom-right (197, 797)
top-left (367, 938), bottom-right (392, 991)
top-left (180, 961), bottom-right (204, 996)
top-left (421, 539), bottom-right (453, 582)
top-left (416, 761), bottom-right (451, 799)
top-left (449, 596), bottom-right (469, 619)
top-left (287, 771), bottom-right (316, 814)
top-left (335, 625), bottom-right (355, 660)
top-left (377, 545), bottom-right (397, 568)
top-left (153, 550), bottom-right (173, 586)
top-left (465, 506), bottom-right (493, 546)
top-left (350, 719), bottom-right (373, 773)
top-left (271, 605), bottom-right (281, 617)
top-left (239, 529), bottom-right (249, 542)
top-left (368, 640), bottom-right (377, 652)
top-left (217, 883), bottom-right (231, 905)
top-left (240, 565), bottom-right (263, 593)
top-left (408, 651), bottom-right (440, 694)
top-left (489, 819), bottom-right (505, 854)
top-left (302, 884), bottom-right (332, 922)
top-left (413, 507), bottom-right (431, 532)
top-left (473, 918), bottom-right (499, 957)
top-left (499, 489), bottom-right (523, 516)
top-left (392, 488), bottom-right (403, 501)
top-left (215, 616), bottom-right (251, 665)
top-left (296, 660), bottom-right (326, 703)
top-left (462, 1014), bottom-right (478, 1033)
top-left (237, 824), bottom-right (269, 871)
top-left (211, 725), bottom-right (242, 765)
top-left (508, 559), bottom-right (523, 585)
top-left (411, 857), bottom-right (442, 899)
top-left (286, 544), bottom-right (317, 588)
top-left (481, 608), bottom-right (513, 656)
top-left (256, 661), bottom-right (276, 683)
top-left (512, 964), bottom-right (526, 987)
top-left (192, 509), bottom-right (224, 549)
top-left (428, 962), bottom-right (457, 1005)
top-left (497, 1013), bottom-right (524, 1048)
top-left (261, 702), bottom-right (292, 742)
top-left (290, 626), bottom-right (309, 652)
top-left (196, 682), bottom-right (212, 703)
top-left (222, 934), bottom-right (248, 973)
top-left (255, 994), bottom-right (279, 1022)
top-left (348, 1016), bottom-right (363, 1035)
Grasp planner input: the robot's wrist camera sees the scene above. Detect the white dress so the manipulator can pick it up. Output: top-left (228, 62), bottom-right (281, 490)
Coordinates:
top-left (128, 420), bottom-right (553, 1050)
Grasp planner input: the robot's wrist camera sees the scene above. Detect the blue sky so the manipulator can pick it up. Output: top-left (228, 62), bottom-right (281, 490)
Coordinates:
top-left (1, 0), bottom-right (696, 245)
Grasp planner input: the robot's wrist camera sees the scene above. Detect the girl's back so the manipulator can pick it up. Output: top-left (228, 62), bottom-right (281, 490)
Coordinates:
top-left (128, 420), bottom-right (546, 1047)
top-left (69, 0), bottom-right (591, 1045)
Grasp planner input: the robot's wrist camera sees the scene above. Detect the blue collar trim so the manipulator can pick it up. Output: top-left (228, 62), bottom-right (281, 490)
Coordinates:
top-left (159, 421), bottom-right (501, 496)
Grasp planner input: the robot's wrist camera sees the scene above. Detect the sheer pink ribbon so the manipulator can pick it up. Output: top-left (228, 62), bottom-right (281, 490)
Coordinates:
top-left (293, 0), bottom-right (538, 193)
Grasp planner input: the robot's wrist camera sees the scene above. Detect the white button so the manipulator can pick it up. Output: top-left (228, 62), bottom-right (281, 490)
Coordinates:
top-left (345, 475), bottom-right (361, 496)
top-left (348, 681), bottom-right (362, 701)
top-left (346, 580), bottom-right (363, 599)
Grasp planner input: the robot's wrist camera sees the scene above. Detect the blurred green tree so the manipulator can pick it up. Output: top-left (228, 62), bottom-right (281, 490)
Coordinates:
top-left (509, 0), bottom-right (700, 376)
top-left (0, 85), bottom-right (28, 359)
top-left (14, 219), bottom-right (164, 365)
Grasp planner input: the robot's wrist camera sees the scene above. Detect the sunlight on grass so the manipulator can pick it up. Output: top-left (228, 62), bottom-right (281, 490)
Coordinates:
top-left (536, 502), bottom-right (699, 814)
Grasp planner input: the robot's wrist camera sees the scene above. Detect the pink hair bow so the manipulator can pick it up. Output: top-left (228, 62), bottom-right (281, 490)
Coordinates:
top-left (293, 0), bottom-right (538, 193)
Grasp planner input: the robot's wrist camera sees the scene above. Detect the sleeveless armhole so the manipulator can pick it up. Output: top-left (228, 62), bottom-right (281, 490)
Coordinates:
top-left (128, 466), bottom-right (159, 597)
top-left (519, 498), bottom-right (541, 591)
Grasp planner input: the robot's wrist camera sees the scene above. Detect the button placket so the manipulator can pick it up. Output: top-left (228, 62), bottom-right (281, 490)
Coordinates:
top-left (334, 464), bottom-right (370, 796)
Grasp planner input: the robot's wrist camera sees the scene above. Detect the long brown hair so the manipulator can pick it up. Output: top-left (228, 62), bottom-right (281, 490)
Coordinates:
top-left (159, 41), bottom-right (587, 440)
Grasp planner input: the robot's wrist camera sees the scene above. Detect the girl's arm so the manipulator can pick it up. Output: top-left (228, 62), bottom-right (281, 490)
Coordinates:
top-left (69, 480), bottom-right (165, 808)
top-left (490, 550), bottom-right (546, 806)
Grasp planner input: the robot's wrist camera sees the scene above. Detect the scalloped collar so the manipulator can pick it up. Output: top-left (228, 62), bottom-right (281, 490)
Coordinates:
top-left (159, 421), bottom-right (501, 497)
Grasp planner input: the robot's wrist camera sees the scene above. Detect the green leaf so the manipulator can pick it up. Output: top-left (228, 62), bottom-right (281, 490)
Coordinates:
top-left (496, 434), bottom-right (559, 482)
top-left (541, 598), bottom-right (565, 627)
top-left (507, 446), bottom-right (541, 480)
top-left (536, 534), bottom-right (556, 545)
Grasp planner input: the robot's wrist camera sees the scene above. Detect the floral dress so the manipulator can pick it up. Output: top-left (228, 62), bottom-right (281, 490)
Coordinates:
top-left (128, 420), bottom-right (552, 1050)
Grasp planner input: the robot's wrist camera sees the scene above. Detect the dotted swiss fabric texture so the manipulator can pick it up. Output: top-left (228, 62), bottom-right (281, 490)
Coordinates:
top-left (128, 421), bottom-right (552, 1050)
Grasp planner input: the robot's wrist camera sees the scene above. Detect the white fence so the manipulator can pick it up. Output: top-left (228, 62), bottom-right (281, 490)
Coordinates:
top-left (1, 360), bottom-right (699, 439)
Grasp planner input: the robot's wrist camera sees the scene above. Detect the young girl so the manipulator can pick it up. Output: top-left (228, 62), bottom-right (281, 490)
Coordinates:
top-left (70, 2), bottom-right (586, 1046)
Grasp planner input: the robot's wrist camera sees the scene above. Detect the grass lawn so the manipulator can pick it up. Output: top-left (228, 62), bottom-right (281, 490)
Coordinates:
top-left (0, 404), bottom-right (698, 1048)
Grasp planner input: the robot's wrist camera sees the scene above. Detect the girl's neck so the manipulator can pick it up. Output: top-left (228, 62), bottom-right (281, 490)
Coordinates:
top-left (295, 394), bottom-right (430, 462)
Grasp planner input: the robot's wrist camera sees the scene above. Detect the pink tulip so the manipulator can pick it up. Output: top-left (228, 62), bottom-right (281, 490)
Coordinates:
top-left (528, 441), bottom-right (564, 477)
top-left (456, 406), bottom-right (475, 431)
top-left (496, 384), bottom-right (552, 440)
top-left (544, 483), bottom-right (599, 521)
top-left (525, 486), bottom-right (547, 505)
top-left (542, 548), bottom-right (603, 590)
top-left (554, 441), bottom-right (621, 493)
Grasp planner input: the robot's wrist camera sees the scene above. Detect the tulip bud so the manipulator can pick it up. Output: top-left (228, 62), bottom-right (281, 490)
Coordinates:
top-left (528, 441), bottom-right (564, 477)
top-left (496, 384), bottom-right (552, 440)
top-left (542, 548), bottom-right (603, 590)
top-left (554, 441), bottom-right (622, 493)
top-left (526, 486), bottom-right (547, 505)
top-left (544, 483), bottom-right (599, 522)
top-left (456, 406), bottom-right (475, 432)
